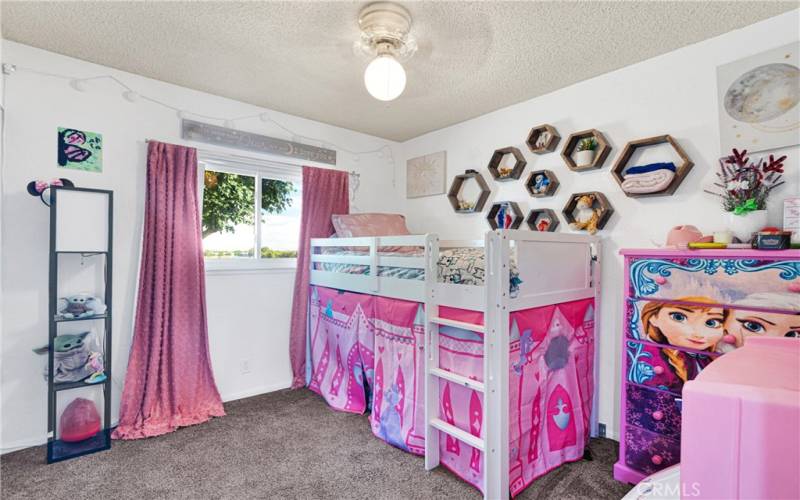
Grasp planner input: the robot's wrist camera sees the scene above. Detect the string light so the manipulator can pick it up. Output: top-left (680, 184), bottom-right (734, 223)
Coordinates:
top-left (7, 65), bottom-right (395, 171)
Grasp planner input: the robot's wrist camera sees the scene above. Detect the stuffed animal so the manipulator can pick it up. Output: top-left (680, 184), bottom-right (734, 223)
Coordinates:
top-left (57, 293), bottom-right (107, 319)
top-left (569, 194), bottom-right (601, 235)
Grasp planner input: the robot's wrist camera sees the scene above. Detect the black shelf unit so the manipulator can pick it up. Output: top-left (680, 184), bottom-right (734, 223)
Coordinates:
top-left (47, 186), bottom-right (113, 463)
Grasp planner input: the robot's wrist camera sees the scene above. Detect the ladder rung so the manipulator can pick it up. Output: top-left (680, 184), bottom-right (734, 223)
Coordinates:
top-left (430, 368), bottom-right (484, 392)
top-left (429, 316), bottom-right (485, 333)
top-left (430, 418), bottom-right (485, 451)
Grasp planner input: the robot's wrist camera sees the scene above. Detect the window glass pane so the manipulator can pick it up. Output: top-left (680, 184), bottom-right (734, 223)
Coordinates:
top-left (260, 178), bottom-right (300, 258)
top-left (202, 169), bottom-right (256, 259)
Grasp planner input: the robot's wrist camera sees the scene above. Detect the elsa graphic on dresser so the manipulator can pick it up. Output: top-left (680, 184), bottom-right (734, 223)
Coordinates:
top-left (717, 292), bottom-right (800, 353)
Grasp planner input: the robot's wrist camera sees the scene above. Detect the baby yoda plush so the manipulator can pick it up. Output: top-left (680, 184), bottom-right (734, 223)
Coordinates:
top-left (57, 293), bottom-right (107, 319)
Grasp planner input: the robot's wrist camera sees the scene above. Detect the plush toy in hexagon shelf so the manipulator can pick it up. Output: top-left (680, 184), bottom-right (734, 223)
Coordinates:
top-left (569, 194), bottom-right (602, 235)
top-left (57, 293), bottom-right (107, 319)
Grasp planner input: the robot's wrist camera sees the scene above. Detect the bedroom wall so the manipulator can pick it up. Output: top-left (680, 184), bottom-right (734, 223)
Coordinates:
top-left (398, 10), bottom-right (800, 440)
top-left (0, 41), bottom-right (402, 451)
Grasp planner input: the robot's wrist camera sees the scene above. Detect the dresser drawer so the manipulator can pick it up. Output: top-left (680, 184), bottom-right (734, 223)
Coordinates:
top-left (625, 340), bottom-right (716, 394)
top-left (627, 257), bottom-right (800, 311)
top-left (626, 384), bottom-right (682, 439)
top-left (624, 425), bottom-right (680, 476)
top-left (627, 299), bottom-right (800, 353)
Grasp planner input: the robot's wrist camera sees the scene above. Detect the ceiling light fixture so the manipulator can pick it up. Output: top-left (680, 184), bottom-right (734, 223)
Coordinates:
top-left (355, 2), bottom-right (416, 102)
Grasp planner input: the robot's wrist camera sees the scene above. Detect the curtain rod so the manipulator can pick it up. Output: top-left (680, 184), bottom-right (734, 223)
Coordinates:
top-left (144, 138), bottom-right (360, 177)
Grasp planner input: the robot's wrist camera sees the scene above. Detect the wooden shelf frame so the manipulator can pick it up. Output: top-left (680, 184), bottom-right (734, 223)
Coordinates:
top-left (526, 124), bottom-right (560, 154)
top-left (488, 147), bottom-right (527, 181)
top-left (525, 169), bottom-right (559, 198)
top-left (525, 208), bottom-right (560, 232)
top-left (447, 170), bottom-right (491, 213)
top-left (611, 134), bottom-right (694, 198)
top-left (561, 129), bottom-right (612, 171)
top-left (486, 201), bottom-right (525, 230)
top-left (562, 191), bottom-right (614, 232)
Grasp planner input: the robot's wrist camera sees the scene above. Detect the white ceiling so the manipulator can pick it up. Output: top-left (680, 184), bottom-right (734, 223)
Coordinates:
top-left (2, 1), bottom-right (796, 141)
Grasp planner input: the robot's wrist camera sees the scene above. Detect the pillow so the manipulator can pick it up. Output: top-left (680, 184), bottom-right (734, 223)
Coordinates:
top-left (331, 213), bottom-right (415, 253)
top-left (332, 213), bottom-right (411, 238)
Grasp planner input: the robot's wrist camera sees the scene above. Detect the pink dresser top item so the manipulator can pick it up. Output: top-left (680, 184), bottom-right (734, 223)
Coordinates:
top-left (681, 337), bottom-right (800, 499)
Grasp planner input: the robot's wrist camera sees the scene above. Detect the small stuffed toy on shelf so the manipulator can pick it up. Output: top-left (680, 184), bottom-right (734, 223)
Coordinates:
top-left (569, 194), bottom-right (601, 235)
top-left (56, 293), bottom-right (107, 319)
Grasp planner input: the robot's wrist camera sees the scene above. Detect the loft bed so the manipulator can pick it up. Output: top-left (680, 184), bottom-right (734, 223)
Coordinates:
top-left (307, 229), bottom-right (601, 499)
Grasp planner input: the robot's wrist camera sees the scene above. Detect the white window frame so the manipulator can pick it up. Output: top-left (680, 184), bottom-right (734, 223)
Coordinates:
top-left (198, 151), bottom-right (302, 272)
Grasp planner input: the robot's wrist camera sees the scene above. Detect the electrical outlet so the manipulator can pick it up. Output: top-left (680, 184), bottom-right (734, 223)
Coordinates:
top-left (598, 423), bottom-right (606, 438)
top-left (240, 360), bottom-right (251, 374)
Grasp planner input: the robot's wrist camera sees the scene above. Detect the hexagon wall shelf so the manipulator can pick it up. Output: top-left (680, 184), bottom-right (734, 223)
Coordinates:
top-left (486, 201), bottom-right (524, 229)
top-left (526, 208), bottom-right (560, 232)
top-left (611, 134), bottom-right (694, 198)
top-left (526, 124), bottom-right (561, 154)
top-left (562, 191), bottom-right (614, 233)
top-left (447, 170), bottom-right (491, 213)
top-left (561, 129), bottom-right (612, 171)
top-left (488, 147), bottom-right (527, 181)
top-left (525, 169), bottom-right (559, 197)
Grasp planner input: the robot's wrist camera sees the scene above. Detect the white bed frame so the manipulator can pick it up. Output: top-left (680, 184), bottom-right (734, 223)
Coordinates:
top-left (309, 230), bottom-right (601, 500)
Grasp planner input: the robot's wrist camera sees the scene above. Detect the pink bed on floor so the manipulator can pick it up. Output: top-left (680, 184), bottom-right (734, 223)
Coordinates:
top-left (307, 285), bottom-right (595, 497)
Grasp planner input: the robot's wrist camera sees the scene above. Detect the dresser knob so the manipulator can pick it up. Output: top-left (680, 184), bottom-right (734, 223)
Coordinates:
top-left (653, 366), bottom-right (664, 375)
top-left (651, 410), bottom-right (664, 421)
top-left (651, 455), bottom-right (663, 465)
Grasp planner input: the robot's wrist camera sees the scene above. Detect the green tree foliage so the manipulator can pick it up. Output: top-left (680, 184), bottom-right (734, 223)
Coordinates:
top-left (201, 171), bottom-right (295, 238)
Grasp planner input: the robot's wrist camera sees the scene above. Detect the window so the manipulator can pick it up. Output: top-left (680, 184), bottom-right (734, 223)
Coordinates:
top-left (199, 153), bottom-right (301, 270)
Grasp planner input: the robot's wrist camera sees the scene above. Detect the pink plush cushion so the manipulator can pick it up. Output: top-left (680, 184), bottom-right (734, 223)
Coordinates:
top-left (332, 213), bottom-right (414, 252)
top-left (332, 213), bottom-right (411, 238)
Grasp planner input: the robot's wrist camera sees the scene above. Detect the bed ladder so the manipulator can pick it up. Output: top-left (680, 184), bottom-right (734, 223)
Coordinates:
top-left (423, 231), bottom-right (510, 500)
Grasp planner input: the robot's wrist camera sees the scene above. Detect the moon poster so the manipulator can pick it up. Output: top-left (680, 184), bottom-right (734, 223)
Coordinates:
top-left (717, 42), bottom-right (799, 154)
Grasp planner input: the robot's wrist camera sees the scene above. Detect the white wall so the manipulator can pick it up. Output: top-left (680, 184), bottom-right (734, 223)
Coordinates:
top-left (398, 11), bottom-right (799, 440)
top-left (0, 41), bottom-right (402, 451)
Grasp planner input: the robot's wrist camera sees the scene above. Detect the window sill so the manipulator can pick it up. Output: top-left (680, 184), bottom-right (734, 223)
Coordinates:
top-left (204, 258), bottom-right (297, 276)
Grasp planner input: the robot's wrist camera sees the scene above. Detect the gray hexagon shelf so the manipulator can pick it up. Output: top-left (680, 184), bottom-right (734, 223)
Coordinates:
top-left (488, 147), bottom-right (527, 181)
top-left (526, 208), bottom-right (560, 232)
top-left (561, 129), bottom-right (612, 171)
top-left (525, 169), bottom-right (559, 197)
top-left (486, 201), bottom-right (524, 229)
top-left (611, 134), bottom-right (694, 198)
top-left (526, 124), bottom-right (561, 154)
top-left (447, 170), bottom-right (491, 213)
top-left (562, 191), bottom-right (614, 234)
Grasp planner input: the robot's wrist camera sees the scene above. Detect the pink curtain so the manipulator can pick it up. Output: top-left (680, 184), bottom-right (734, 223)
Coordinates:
top-left (113, 141), bottom-right (225, 440)
top-left (289, 166), bottom-right (349, 388)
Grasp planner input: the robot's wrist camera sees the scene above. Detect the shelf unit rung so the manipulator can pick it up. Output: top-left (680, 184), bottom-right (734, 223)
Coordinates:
top-left (54, 313), bottom-right (109, 323)
top-left (429, 418), bottom-right (485, 451)
top-left (54, 379), bottom-right (107, 392)
top-left (429, 316), bottom-right (485, 333)
top-left (430, 368), bottom-right (484, 392)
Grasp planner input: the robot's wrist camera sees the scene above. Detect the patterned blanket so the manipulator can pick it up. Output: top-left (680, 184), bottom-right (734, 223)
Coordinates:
top-left (314, 247), bottom-right (522, 296)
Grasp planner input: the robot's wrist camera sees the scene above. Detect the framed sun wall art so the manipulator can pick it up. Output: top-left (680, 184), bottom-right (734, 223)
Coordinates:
top-left (406, 151), bottom-right (446, 198)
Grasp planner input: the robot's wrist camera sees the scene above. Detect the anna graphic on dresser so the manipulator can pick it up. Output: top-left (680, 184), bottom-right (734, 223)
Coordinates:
top-left (641, 297), bottom-right (726, 385)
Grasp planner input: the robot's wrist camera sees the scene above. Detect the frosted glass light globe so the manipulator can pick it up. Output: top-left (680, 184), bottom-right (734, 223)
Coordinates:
top-left (364, 54), bottom-right (406, 101)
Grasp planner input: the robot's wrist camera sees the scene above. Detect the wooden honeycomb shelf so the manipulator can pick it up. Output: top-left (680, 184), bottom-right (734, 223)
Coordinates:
top-left (611, 134), bottom-right (694, 198)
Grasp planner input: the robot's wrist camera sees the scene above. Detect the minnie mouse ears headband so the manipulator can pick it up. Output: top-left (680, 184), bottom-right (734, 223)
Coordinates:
top-left (26, 178), bottom-right (75, 206)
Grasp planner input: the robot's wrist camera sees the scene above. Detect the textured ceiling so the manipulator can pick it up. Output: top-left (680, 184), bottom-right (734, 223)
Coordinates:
top-left (2, 1), bottom-right (797, 141)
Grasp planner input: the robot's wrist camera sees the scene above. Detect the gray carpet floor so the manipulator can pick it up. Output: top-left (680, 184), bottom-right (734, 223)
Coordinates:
top-left (1, 389), bottom-right (632, 499)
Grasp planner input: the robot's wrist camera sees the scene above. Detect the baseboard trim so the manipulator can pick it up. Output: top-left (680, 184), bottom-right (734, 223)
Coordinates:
top-left (221, 380), bottom-right (293, 403)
